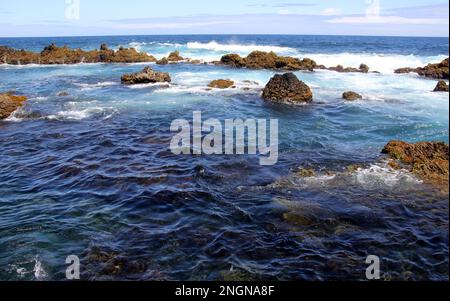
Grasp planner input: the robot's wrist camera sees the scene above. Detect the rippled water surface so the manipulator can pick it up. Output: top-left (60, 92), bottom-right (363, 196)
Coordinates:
top-left (0, 35), bottom-right (448, 281)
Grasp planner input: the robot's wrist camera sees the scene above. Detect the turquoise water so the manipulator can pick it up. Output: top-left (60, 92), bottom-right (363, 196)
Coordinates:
top-left (0, 35), bottom-right (448, 281)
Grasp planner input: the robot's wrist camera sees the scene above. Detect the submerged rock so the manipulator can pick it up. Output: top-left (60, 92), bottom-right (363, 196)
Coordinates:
top-left (395, 58), bottom-right (449, 79)
top-left (433, 80), bottom-right (449, 92)
top-left (167, 51), bottom-right (184, 62)
top-left (208, 79), bottom-right (235, 89)
top-left (262, 73), bottom-right (313, 104)
top-left (121, 66), bottom-right (171, 85)
top-left (342, 91), bottom-right (363, 101)
top-left (219, 51), bottom-right (317, 71)
top-left (0, 44), bottom-right (156, 65)
top-left (0, 93), bottom-right (27, 120)
top-left (382, 140), bottom-right (449, 187)
top-left (57, 91), bottom-right (69, 97)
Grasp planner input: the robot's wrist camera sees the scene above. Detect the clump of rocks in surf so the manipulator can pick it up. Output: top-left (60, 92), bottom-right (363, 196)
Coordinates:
top-left (433, 80), bottom-right (449, 92)
top-left (217, 51), bottom-right (318, 71)
top-left (207, 79), bottom-right (235, 89)
top-left (0, 92), bottom-right (27, 120)
top-left (342, 91), bottom-right (363, 101)
top-left (395, 58), bottom-right (449, 79)
top-left (121, 66), bottom-right (171, 85)
top-left (262, 72), bottom-right (313, 104)
top-left (0, 43), bottom-right (156, 65)
top-left (382, 140), bottom-right (449, 188)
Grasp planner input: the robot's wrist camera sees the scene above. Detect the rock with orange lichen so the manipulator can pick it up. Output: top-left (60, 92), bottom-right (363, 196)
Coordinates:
top-left (207, 79), bottom-right (235, 89)
top-left (382, 140), bottom-right (449, 187)
top-left (167, 51), bottom-right (184, 62)
top-left (395, 58), bottom-right (449, 79)
top-left (0, 93), bottom-right (28, 119)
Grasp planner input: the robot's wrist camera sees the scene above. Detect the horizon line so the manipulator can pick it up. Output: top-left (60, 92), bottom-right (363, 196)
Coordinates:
top-left (1, 33), bottom-right (449, 39)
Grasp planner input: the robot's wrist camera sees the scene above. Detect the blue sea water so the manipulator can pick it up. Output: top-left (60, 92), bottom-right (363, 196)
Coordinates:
top-left (0, 35), bottom-right (448, 281)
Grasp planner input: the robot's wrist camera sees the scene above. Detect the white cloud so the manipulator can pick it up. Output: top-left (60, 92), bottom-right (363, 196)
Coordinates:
top-left (327, 16), bottom-right (448, 25)
top-left (320, 8), bottom-right (342, 16)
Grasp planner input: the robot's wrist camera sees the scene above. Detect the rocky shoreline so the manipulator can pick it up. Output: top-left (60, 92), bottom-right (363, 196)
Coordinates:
top-left (0, 44), bottom-right (156, 64)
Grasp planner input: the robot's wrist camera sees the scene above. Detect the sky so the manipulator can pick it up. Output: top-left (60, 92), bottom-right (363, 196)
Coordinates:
top-left (0, 0), bottom-right (448, 37)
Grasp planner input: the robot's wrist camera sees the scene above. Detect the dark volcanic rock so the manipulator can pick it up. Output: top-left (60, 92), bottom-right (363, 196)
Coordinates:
top-left (0, 93), bottom-right (27, 119)
top-left (395, 58), bottom-right (449, 79)
top-left (219, 51), bottom-right (317, 71)
top-left (0, 44), bottom-right (156, 65)
top-left (262, 73), bottom-right (313, 104)
top-left (342, 91), bottom-right (363, 101)
top-left (433, 80), bottom-right (449, 92)
top-left (220, 53), bottom-right (246, 68)
top-left (208, 79), bottom-right (235, 89)
top-left (156, 57), bottom-right (169, 65)
top-left (167, 51), bottom-right (184, 62)
top-left (121, 66), bottom-right (171, 85)
top-left (328, 64), bottom-right (370, 73)
top-left (382, 140), bottom-right (449, 187)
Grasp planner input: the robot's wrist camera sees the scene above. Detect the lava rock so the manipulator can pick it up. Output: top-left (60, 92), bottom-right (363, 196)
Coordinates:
top-left (262, 73), bottom-right (313, 104)
top-left (208, 79), bottom-right (235, 89)
top-left (342, 91), bottom-right (363, 101)
top-left (121, 66), bottom-right (171, 85)
top-left (433, 80), bottom-right (449, 92)
top-left (0, 93), bottom-right (27, 120)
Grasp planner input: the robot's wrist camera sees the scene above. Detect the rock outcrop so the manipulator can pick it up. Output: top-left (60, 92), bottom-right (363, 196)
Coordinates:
top-left (433, 80), bottom-right (449, 92)
top-left (395, 58), bottom-right (449, 79)
top-left (342, 91), bottom-right (363, 101)
top-left (0, 93), bottom-right (27, 119)
top-left (156, 57), bottom-right (169, 65)
top-left (262, 73), bottom-right (313, 104)
top-left (0, 44), bottom-right (156, 65)
top-left (218, 51), bottom-right (317, 71)
top-left (167, 51), bottom-right (184, 62)
top-left (382, 141), bottom-right (449, 187)
top-left (121, 66), bottom-right (171, 85)
top-left (208, 79), bottom-right (235, 89)
top-left (326, 64), bottom-right (370, 73)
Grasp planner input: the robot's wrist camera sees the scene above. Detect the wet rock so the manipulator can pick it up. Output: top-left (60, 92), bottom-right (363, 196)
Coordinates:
top-left (156, 57), bottom-right (168, 65)
top-left (0, 93), bottom-right (27, 120)
top-left (382, 140), bottom-right (449, 187)
top-left (297, 168), bottom-right (316, 177)
top-left (57, 91), bottom-right (69, 97)
top-left (208, 79), bottom-right (235, 89)
top-left (262, 73), bottom-right (313, 104)
top-left (167, 51), bottom-right (184, 62)
top-left (328, 64), bottom-right (370, 73)
top-left (187, 59), bottom-right (202, 64)
top-left (395, 58), bottom-right (449, 79)
top-left (121, 66), bottom-right (171, 85)
top-left (219, 51), bottom-right (317, 71)
top-left (342, 91), bottom-right (363, 101)
top-left (433, 80), bottom-right (449, 92)
top-left (0, 44), bottom-right (156, 65)
top-left (219, 53), bottom-right (246, 68)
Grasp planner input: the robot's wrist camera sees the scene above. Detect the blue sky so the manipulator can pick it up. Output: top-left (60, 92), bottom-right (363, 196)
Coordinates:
top-left (0, 0), bottom-right (448, 37)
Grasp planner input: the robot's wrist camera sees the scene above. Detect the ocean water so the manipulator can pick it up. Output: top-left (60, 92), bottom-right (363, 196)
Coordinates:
top-left (0, 35), bottom-right (448, 281)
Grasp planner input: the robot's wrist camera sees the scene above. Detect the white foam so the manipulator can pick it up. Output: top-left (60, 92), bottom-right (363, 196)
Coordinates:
top-left (33, 256), bottom-right (47, 280)
top-left (186, 41), bottom-right (297, 55)
top-left (46, 107), bottom-right (115, 121)
top-left (75, 81), bottom-right (118, 89)
top-left (352, 163), bottom-right (422, 188)
top-left (301, 53), bottom-right (448, 74)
